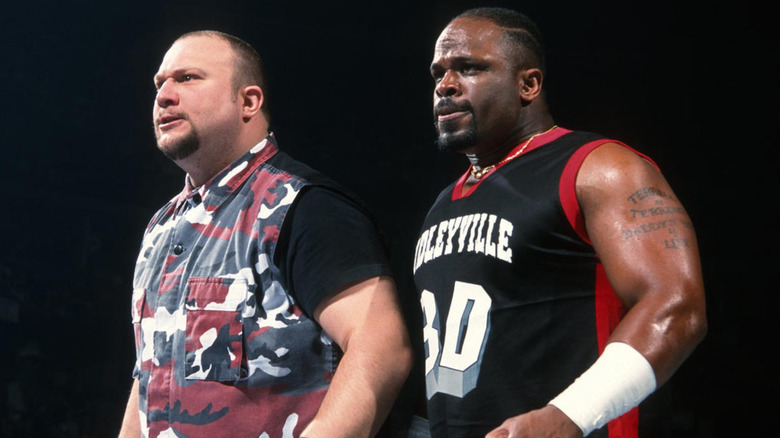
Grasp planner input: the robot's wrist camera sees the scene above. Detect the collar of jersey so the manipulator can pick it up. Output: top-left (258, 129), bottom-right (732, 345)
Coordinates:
top-left (451, 127), bottom-right (571, 201)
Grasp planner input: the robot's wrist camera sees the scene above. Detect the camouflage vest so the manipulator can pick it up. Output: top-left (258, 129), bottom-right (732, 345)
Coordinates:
top-left (131, 136), bottom-right (336, 438)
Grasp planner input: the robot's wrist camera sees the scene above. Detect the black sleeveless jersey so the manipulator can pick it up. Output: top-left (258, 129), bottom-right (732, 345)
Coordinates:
top-left (413, 128), bottom-right (643, 438)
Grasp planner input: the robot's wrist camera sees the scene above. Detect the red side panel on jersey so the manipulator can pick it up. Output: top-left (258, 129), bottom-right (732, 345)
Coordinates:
top-left (597, 262), bottom-right (638, 437)
top-left (559, 139), bottom-right (659, 438)
top-left (559, 140), bottom-right (605, 244)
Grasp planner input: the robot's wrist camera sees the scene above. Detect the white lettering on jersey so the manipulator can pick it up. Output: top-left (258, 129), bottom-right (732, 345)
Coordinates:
top-left (413, 213), bottom-right (513, 273)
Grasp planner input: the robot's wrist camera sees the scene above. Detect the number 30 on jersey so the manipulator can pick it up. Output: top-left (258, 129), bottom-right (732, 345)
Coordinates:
top-left (420, 281), bottom-right (492, 399)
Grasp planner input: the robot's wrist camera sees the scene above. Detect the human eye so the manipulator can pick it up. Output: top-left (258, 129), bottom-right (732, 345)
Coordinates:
top-left (173, 72), bottom-right (200, 84)
top-left (431, 68), bottom-right (444, 83)
top-left (461, 63), bottom-right (484, 75)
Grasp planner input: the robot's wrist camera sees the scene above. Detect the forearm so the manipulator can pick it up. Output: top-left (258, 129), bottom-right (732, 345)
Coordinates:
top-left (118, 379), bottom-right (141, 438)
top-left (605, 283), bottom-right (707, 385)
top-left (549, 342), bottom-right (655, 436)
top-left (546, 281), bottom-right (706, 436)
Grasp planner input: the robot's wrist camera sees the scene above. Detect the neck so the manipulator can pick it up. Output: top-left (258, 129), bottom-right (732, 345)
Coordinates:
top-left (179, 128), bottom-right (269, 187)
top-left (468, 116), bottom-right (556, 170)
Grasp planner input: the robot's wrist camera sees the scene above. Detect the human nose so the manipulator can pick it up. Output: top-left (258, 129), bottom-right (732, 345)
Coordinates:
top-left (435, 71), bottom-right (460, 98)
top-left (155, 79), bottom-right (179, 108)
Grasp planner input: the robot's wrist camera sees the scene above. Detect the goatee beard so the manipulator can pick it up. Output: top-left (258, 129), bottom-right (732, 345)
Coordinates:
top-left (156, 129), bottom-right (200, 161)
top-left (435, 121), bottom-right (477, 153)
top-left (434, 98), bottom-right (477, 152)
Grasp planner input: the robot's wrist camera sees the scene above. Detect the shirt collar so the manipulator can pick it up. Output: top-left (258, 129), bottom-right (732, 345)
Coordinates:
top-left (173, 133), bottom-right (280, 210)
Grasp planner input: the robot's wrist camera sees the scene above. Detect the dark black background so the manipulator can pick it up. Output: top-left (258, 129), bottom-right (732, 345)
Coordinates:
top-left (0, 0), bottom-right (777, 436)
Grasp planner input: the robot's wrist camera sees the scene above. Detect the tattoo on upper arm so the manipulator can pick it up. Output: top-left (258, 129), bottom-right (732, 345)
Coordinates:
top-left (621, 187), bottom-right (692, 249)
top-left (626, 187), bottom-right (675, 204)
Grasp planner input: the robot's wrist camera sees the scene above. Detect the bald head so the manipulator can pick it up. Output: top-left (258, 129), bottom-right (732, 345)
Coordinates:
top-left (176, 30), bottom-right (270, 119)
top-left (153, 32), bottom-right (269, 185)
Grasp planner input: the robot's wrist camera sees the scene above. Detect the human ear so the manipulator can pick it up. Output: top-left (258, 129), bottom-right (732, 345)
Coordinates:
top-left (518, 68), bottom-right (543, 103)
top-left (241, 85), bottom-right (264, 121)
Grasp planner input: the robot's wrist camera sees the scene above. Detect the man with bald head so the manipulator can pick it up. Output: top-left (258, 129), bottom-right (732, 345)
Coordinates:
top-left (413, 8), bottom-right (707, 437)
top-left (118, 31), bottom-right (412, 438)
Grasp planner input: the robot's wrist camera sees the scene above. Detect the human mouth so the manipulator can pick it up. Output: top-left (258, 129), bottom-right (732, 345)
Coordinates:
top-left (435, 100), bottom-right (472, 122)
top-left (437, 110), bottom-right (469, 122)
top-left (157, 114), bottom-right (186, 130)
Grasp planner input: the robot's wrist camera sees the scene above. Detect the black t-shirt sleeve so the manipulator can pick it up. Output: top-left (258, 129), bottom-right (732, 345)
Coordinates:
top-left (274, 185), bottom-right (393, 317)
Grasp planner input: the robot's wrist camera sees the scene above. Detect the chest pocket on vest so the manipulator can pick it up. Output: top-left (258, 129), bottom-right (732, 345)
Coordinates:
top-left (184, 277), bottom-right (250, 382)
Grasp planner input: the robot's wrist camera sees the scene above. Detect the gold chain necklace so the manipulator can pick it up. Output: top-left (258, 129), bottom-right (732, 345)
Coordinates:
top-left (470, 125), bottom-right (558, 180)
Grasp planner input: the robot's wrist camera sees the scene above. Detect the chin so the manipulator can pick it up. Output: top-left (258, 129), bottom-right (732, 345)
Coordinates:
top-left (157, 132), bottom-right (200, 161)
top-left (436, 130), bottom-right (477, 153)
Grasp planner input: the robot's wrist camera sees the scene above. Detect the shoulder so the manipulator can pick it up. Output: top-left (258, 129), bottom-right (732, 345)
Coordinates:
top-left (285, 185), bottom-right (384, 246)
top-left (293, 185), bottom-right (366, 216)
top-left (577, 142), bottom-right (661, 194)
top-left (575, 142), bottom-right (672, 223)
top-left (267, 151), bottom-right (371, 211)
top-left (267, 150), bottom-right (343, 188)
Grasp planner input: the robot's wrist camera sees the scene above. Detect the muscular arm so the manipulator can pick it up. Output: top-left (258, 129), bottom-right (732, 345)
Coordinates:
top-left (301, 275), bottom-right (413, 438)
top-left (118, 379), bottom-right (141, 438)
top-left (577, 143), bottom-right (707, 384)
top-left (487, 143), bottom-right (706, 438)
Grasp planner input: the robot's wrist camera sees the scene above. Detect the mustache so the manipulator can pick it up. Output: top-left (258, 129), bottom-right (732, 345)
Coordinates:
top-left (434, 98), bottom-right (473, 117)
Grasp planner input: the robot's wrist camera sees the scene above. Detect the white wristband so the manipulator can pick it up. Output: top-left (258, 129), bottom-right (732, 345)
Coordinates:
top-left (548, 342), bottom-right (657, 436)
